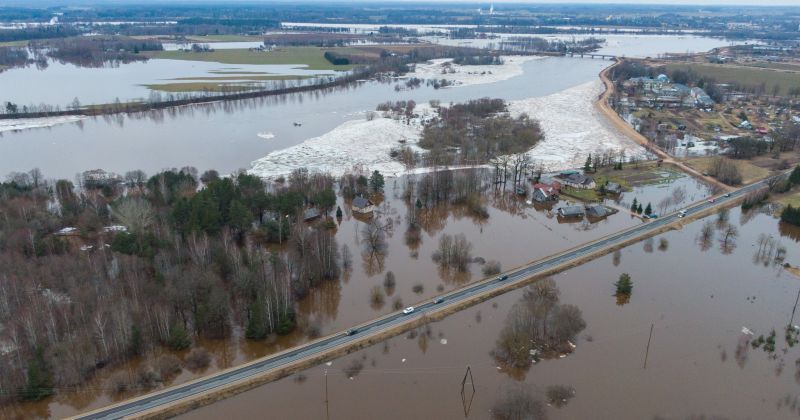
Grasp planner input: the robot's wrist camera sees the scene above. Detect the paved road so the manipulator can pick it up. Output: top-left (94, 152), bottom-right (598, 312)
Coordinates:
top-left (75, 178), bottom-right (771, 420)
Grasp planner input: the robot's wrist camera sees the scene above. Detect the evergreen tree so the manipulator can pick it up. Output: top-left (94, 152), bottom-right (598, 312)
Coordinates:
top-left (23, 347), bottom-right (53, 401)
top-left (167, 323), bottom-right (191, 350)
top-left (615, 273), bottom-right (633, 296)
top-left (415, 198), bottom-right (423, 209)
top-left (228, 200), bottom-right (253, 235)
top-left (336, 205), bottom-right (343, 219)
top-left (630, 198), bottom-right (638, 212)
top-left (245, 300), bottom-right (267, 339)
top-left (637, 203), bottom-right (643, 214)
top-left (369, 170), bottom-right (385, 194)
top-left (781, 204), bottom-right (800, 226)
top-left (584, 154), bottom-right (592, 172)
top-left (790, 165), bottom-right (800, 185)
top-left (644, 203), bottom-right (653, 216)
top-left (130, 324), bottom-right (143, 356)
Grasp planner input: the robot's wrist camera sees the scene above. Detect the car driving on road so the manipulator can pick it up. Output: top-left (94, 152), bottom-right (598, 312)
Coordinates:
top-left (402, 307), bottom-right (415, 315)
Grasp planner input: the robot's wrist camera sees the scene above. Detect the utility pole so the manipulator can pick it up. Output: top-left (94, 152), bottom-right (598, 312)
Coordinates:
top-left (790, 287), bottom-right (800, 327)
top-left (643, 323), bottom-right (654, 369)
top-left (324, 369), bottom-right (330, 420)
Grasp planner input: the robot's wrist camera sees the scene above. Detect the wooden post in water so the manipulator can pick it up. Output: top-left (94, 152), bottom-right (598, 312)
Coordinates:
top-left (643, 323), bottom-right (654, 369)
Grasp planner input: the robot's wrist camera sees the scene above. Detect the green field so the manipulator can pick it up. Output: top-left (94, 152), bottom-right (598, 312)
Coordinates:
top-left (663, 62), bottom-right (800, 95)
top-left (141, 82), bottom-right (261, 93)
top-left (146, 47), bottom-right (355, 71)
top-left (169, 74), bottom-right (315, 82)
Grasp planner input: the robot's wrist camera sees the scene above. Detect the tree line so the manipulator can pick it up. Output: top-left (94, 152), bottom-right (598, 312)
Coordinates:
top-left (0, 166), bottom-right (344, 403)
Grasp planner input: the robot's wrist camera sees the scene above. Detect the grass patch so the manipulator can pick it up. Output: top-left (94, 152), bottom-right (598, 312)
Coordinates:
top-left (662, 62), bottom-right (800, 96)
top-left (561, 187), bottom-right (600, 202)
top-left (683, 156), bottom-right (771, 185)
top-left (0, 40), bottom-right (31, 47)
top-left (146, 47), bottom-right (354, 71)
top-left (593, 161), bottom-right (683, 188)
top-left (141, 82), bottom-right (259, 93)
top-left (169, 75), bottom-right (314, 81)
top-left (774, 189), bottom-right (800, 208)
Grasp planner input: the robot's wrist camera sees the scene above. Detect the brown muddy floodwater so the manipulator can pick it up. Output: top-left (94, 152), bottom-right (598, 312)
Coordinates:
top-left (5, 170), bottom-right (710, 419)
top-left (183, 206), bottom-right (800, 420)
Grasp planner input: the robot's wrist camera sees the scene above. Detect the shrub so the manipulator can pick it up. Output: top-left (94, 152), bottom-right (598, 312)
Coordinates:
top-left (184, 348), bottom-right (211, 371)
top-left (154, 354), bottom-right (182, 379)
top-left (483, 260), bottom-right (502, 276)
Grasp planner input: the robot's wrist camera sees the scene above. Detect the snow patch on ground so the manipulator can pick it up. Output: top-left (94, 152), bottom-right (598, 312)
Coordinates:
top-left (257, 132), bottom-right (275, 140)
top-left (410, 55), bottom-right (540, 87)
top-left (249, 107), bottom-right (434, 179)
top-left (508, 80), bottom-right (648, 172)
top-left (0, 115), bottom-right (86, 133)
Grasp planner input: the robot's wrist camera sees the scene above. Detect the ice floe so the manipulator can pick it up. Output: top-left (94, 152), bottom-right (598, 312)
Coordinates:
top-left (0, 115), bottom-right (86, 133)
top-left (509, 80), bottom-right (648, 172)
top-left (257, 132), bottom-right (276, 140)
top-left (249, 108), bottom-right (433, 179)
top-left (409, 55), bottom-right (540, 87)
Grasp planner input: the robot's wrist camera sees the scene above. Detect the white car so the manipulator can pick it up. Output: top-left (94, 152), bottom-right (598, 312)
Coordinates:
top-left (402, 307), bottom-right (415, 315)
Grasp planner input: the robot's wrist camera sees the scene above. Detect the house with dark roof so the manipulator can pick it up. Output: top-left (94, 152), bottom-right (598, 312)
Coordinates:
top-left (352, 196), bottom-right (375, 215)
top-left (557, 172), bottom-right (596, 189)
top-left (557, 205), bottom-right (585, 218)
top-left (303, 208), bottom-right (321, 221)
top-left (604, 182), bottom-right (623, 195)
top-left (586, 204), bottom-right (613, 218)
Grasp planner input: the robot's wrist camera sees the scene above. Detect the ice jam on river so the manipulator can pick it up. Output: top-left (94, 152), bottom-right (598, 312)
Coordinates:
top-left (249, 70), bottom-right (646, 179)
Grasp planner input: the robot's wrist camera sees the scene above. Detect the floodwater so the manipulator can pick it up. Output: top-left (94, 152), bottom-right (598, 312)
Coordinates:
top-left (0, 56), bottom-right (608, 179)
top-left (0, 55), bottom-right (336, 106)
top-left (4, 170), bottom-right (711, 419)
top-left (424, 33), bottom-right (743, 58)
top-left (0, 33), bottom-right (753, 180)
top-left (184, 205), bottom-right (800, 420)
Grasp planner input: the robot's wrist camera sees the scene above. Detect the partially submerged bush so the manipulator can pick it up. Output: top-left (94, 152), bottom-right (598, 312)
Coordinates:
top-left (184, 348), bottom-right (211, 371)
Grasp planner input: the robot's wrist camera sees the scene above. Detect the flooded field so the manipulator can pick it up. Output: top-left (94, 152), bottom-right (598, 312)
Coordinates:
top-left (0, 57), bottom-right (609, 179)
top-left (183, 205), bottom-right (800, 420)
top-left (2, 169), bottom-right (711, 419)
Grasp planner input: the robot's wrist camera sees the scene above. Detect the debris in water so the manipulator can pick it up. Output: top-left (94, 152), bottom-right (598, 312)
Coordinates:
top-left (742, 327), bottom-right (754, 336)
top-left (326, 362), bottom-right (333, 366)
top-left (401, 358), bottom-right (406, 363)
top-left (440, 338), bottom-right (448, 345)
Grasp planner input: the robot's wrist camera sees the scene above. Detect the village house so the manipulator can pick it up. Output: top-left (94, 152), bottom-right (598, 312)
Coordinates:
top-left (81, 169), bottom-right (122, 189)
top-left (531, 181), bottom-right (561, 202)
top-left (557, 205), bottom-right (585, 218)
top-left (586, 204), bottom-right (613, 218)
top-left (352, 196), bottom-right (375, 215)
top-left (303, 208), bottom-right (321, 221)
top-left (556, 171), bottom-right (596, 189)
top-left (603, 182), bottom-right (623, 195)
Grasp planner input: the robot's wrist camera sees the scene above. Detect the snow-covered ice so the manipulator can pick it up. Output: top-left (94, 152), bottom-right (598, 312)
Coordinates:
top-left (248, 78), bottom-right (647, 179)
top-left (249, 108), bottom-right (433, 179)
top-left (257, 132), bottom-right (276, 140)
top-left (409, 55), bottom-right (540, 87)
top-left (509, 80), bottom-right (647, 172)
top-left (0, 115), bottom-right (86, 133)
